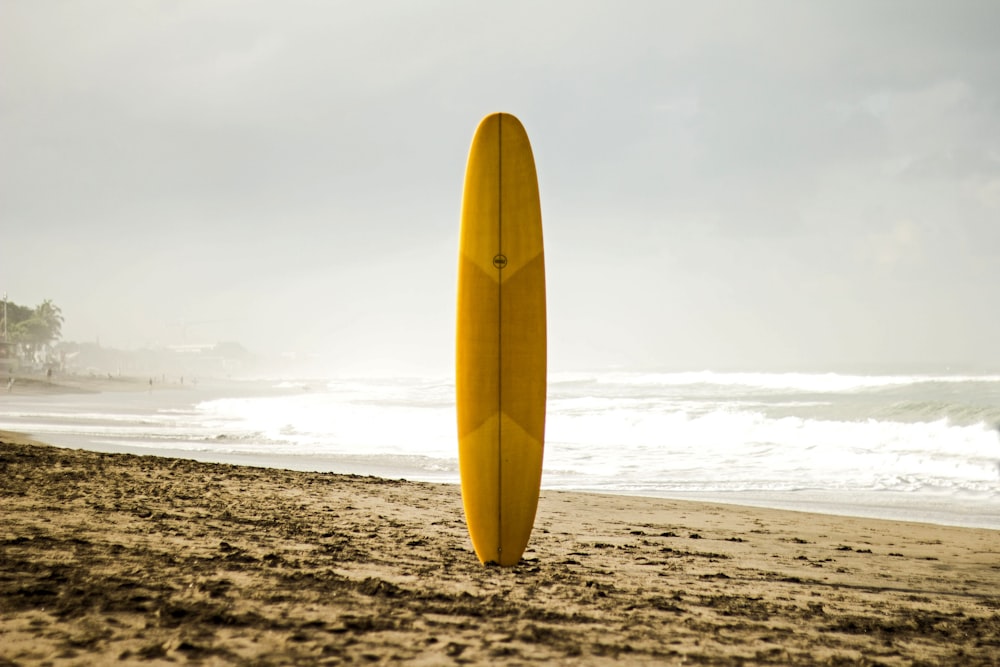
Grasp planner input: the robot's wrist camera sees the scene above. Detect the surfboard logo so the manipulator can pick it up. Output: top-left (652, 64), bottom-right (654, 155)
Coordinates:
top-left (493, 254), bottom-right (508, 269)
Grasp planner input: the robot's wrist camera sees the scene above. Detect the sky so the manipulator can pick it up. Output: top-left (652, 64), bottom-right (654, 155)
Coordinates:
top-left (2, 1), bottom-right (999, 374)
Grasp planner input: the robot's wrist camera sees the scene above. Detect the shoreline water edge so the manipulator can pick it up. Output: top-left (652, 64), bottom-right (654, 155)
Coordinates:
top-left (2, 369), bottom-right (999, 530)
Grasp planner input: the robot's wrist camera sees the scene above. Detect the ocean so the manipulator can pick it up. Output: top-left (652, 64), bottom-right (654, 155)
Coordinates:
top-left (3, 371), bottom-right (999, 529)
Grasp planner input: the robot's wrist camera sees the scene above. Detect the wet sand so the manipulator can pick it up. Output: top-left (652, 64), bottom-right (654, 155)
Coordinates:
top-left (2, 434), bottom-right (998, 665)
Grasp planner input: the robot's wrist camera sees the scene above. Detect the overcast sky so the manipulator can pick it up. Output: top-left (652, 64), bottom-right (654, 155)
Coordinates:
top-left (3, 1), bottom-right (999, 374)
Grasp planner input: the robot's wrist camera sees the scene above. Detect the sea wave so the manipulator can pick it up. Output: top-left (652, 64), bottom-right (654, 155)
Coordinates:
top-left (583, 371), bottom-right (1000, 393)
top-left (4, 371), bottom-right (999, 528)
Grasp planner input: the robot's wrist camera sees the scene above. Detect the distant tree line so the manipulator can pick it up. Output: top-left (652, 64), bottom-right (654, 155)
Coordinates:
top-left (2, 298), bottom-right (64, 358)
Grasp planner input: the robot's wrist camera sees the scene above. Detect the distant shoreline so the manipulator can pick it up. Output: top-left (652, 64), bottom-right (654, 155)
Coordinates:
top-left (2, 371), bottom-right (187, 395)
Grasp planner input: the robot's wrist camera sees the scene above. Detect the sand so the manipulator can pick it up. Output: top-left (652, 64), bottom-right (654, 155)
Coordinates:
top-left (3, 373), bottom-right (180, 396)
top-left (1, 434), bottom-right (998, 666)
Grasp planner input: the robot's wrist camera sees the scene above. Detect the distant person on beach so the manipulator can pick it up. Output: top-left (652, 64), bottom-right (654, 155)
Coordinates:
top-left (6, 377), bottom-right (13, 393)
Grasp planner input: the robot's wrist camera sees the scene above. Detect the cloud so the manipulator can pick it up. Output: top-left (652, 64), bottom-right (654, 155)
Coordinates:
top-left (3, 1), bottom-right (1000, 369)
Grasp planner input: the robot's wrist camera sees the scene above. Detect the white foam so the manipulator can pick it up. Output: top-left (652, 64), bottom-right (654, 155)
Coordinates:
top-left (4, 372), bottom-right (999, 528)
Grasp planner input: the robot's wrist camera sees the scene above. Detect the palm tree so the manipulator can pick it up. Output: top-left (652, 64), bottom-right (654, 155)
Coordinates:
top-left (10, 299), bottom-right (64, 363)
top-left (35, 300), bottom-right (64, 343)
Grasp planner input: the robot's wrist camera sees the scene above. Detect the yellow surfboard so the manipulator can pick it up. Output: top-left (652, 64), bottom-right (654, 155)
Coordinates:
top-left (456, 112), bottom-right (546, 567)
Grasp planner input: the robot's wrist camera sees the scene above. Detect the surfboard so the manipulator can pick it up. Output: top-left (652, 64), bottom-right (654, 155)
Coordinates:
top-left (456, 112), bottom-right (547, 567)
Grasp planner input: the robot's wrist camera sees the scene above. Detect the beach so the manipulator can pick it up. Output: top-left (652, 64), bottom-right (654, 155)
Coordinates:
top-left (3, 373), bottom-right (183, 396)
top-left (2, 433), bottom-right (998, 665)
